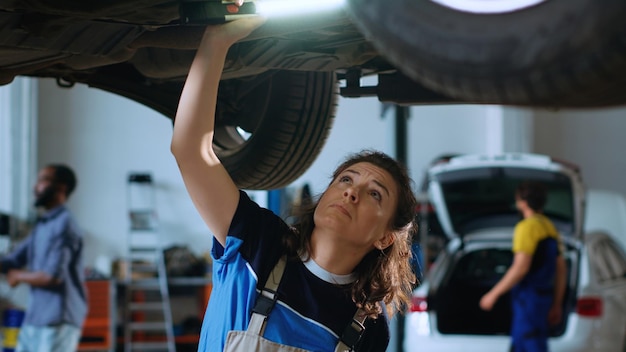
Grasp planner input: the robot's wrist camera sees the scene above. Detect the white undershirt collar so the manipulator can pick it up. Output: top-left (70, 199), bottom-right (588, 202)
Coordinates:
top-left (301, 256), bottom-right (356, 285)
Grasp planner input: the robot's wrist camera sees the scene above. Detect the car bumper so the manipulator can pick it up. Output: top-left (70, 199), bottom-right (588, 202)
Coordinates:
top-left (403, 312), bottom-right (622, 352)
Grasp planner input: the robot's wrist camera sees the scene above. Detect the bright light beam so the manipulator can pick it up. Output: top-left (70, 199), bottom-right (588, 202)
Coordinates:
top-left (255, 0), bottom-right (346, 17)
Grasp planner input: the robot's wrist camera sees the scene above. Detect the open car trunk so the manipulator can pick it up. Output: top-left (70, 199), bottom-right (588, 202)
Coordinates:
top-left (431, 244), bottom-right (579, 337)
top-left (427, 154), bottom-right (585, 242)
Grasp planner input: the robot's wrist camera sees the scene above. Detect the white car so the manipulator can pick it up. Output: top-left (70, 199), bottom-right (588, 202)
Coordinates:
top-left (585, 189), bottom-right (626, 253)
top-left (404, 153), bottom-right (626, 352)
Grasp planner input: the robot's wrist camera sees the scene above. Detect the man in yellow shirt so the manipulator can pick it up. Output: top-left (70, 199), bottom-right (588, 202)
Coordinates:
top-left (480, 181), bottom-right (567, 352)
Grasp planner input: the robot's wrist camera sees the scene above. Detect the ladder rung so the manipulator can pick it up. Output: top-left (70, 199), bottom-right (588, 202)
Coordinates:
top-left (129, 244), bottom-right (162, 253)
top-left (129, 341), bottom-right (170, 350)
top-left (128, 280), bottom-right (161, 289)
top-left (129, 322), bottom-right (168, 331)
top-left (129, 302), bottom-right (164, 311)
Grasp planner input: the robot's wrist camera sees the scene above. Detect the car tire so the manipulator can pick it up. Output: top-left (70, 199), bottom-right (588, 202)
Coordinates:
top-left (214, 70), bottom-right (338, 189)
top-left (87, 66), bottom-right (336, 190)
top-left (345, 0), bottom-right (626, 107)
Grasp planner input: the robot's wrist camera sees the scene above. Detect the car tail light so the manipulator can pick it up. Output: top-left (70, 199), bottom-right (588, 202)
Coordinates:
top-left (576, 297), bottom-right (603, 318)
top-left (410, 296), bottom-right (428, 312)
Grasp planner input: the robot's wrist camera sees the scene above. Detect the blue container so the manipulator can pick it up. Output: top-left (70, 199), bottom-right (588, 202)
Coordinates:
top-left (2, 308), bottom-right (25, 352)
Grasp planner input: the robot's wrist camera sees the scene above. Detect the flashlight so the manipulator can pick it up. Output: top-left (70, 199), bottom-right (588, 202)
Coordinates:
top-left (180, 0), bottom-right (346, 25)
top-left (180, 1), bottom-right (258, 25)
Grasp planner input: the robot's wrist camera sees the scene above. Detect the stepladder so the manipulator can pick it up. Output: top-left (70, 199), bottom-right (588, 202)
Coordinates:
top-left (124, 173), bottom-right (176, 352)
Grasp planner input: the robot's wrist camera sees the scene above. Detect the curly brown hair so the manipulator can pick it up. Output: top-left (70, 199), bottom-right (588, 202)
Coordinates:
top-left (283, 150), bottom-right (418, 317)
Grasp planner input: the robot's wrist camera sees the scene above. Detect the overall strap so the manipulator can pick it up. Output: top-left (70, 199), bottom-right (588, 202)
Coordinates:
top-left (334, 308), bottom-right (368, 352)
top-left (248, 255), bottom-right (287, 336)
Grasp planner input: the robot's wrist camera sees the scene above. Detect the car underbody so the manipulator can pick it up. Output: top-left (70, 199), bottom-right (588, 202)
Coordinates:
top-left (2, 0), bottom-right (626, 189)
top-left (0, 2), bottom-right (444, 105)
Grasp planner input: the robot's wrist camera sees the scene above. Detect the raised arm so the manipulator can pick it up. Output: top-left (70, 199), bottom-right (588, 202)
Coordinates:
top-left (171, 10), bottom-right (265, 246)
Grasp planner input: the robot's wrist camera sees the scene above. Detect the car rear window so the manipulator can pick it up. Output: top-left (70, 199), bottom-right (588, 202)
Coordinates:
top-left (437, 167), bottom-right (574, 235)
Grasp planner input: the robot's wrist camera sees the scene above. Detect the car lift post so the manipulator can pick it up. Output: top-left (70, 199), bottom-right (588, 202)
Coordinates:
top-left (394, 104), bottom-right (409, 352)
top-left (381, 103), bottom-right (410, 352)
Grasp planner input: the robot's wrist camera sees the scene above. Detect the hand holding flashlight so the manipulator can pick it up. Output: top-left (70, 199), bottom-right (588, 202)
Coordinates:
top-left (181, 0), bottom-right (259, 25)
top-left (181, 0), bottom-right (346, 25)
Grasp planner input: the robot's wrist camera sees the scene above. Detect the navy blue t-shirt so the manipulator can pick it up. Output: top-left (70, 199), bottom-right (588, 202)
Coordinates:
top-left (197, 191), bottom-right (389, 351)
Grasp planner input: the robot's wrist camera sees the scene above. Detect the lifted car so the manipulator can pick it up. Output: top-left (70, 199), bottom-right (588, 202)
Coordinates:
top-left (1, 0), bottom-right (625, 189)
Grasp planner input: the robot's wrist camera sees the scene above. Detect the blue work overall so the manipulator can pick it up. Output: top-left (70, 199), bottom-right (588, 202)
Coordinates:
top-left (510, 238), bottom-right (559, 352)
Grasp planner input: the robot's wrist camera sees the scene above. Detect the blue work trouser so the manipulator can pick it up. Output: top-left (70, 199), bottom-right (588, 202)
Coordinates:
top-left (510, 286), bottom-right (553, 352)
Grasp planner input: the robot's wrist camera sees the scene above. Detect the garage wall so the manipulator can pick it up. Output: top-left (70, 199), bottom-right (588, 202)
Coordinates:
top-left (37, 79), bottom-right (209, 273)
top-left (292, 76), bottom-right (534, 195)
top-left (30, 77), bottom-right (626, 270)
top-left (533, 107), bottom-right (626, 197)
top-left (36, 78), bottom-right (515, 269)
top-left (0, 78), bottom-right (38, 222)
top-left (294, 102), bottom-right (509, 195)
